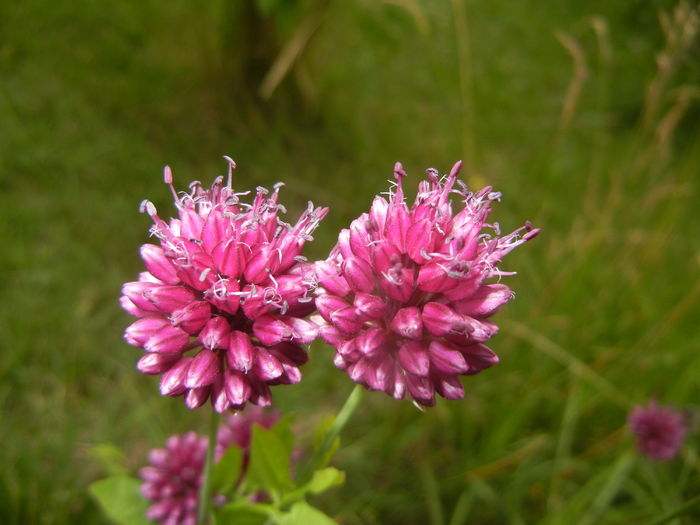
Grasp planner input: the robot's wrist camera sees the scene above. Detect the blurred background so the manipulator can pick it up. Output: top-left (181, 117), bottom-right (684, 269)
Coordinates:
top-left (1, 0), bottom-right (699, 523)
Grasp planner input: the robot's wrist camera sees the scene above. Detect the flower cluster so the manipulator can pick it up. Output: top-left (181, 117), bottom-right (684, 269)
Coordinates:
top-left (628, 399), bottom-right (687, 461)
top-left (313, 162), bottom-right (539, 406)
top-left (121, 159), bottom-right (327, 412)
top-left (140, 408), bottom-right (279, 524)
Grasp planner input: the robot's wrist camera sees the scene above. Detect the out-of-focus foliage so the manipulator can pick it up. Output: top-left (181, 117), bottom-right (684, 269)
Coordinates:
top-left (0, 0), bottom-right (698, 523)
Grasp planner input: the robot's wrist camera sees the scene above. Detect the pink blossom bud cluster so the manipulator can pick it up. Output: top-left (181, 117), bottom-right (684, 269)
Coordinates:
top-left (121, 159), bottom-right (327, 412)
top-left (628, 400), bottom-right (688, 461)
top-left (313, 162), bottom-right (539, 406)
top-left (140, 408), bottom-right (279, 525)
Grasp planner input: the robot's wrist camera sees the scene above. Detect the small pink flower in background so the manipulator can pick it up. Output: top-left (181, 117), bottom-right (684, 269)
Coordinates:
top-left (216, 405), bottom-right (280, 461)
top-left (140, 431), bottom-right (207, 525)
top-left (140, 407), bottom-right (280, 524)
top-left (628, 399), bottom-right (687, 461)
top-left (121, 158), bottom-right (327, 412)
top-left (314, 161), bottom-right (539, 406)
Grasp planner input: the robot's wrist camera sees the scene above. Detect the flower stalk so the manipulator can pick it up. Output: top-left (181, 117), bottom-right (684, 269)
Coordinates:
top-left (299, 384), bottom-right (363, 482)
top-left (197, 411), bottom-right (220, 525)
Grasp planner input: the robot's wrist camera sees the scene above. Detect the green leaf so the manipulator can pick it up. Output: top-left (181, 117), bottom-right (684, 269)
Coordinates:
top-left (211, 446), bottom-right (243, 496)
top-left (305, 467), bottom-right (345, 495)
top-left (247, 422), bottom-right (295, 494)
top-left (90, 443), bottom-right (129, 477)
top-left (280, 502), bottom-right (337, 525)
top-left (281, 467), bottom-right (345, 507)
top-left (89, 476), bottom-right (150, 525)
top-left (217, 501), bottom-right (278, 525)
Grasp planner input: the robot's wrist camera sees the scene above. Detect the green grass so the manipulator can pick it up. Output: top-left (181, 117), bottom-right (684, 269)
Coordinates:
top-left (1, 0), bottom-right (699, 523)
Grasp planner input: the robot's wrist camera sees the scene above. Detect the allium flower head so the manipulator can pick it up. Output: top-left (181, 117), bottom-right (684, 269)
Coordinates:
top-left (140, 431), bottom-right (207, 525)
top-left (628, 399), bottom-right (687, 461)
top-left (314, 162), bottom-right (539, 406)
top-left (121, 158), bottom-right (328, 412)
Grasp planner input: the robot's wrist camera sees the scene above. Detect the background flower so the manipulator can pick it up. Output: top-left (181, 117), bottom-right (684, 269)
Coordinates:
top-left (629, 400), bottom-right (688, 461)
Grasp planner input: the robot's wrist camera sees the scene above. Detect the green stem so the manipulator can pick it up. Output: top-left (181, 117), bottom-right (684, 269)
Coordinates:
top-left (197, 411), bottom-right (220, 525)
top-left (299, 384), bottom-right (364, 481)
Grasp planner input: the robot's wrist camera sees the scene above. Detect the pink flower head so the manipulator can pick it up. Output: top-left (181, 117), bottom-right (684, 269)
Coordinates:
top-left (140, 431), bottom-right (207, 525)
top-left (628, 400), bottom-right (687, 461)
top-left (121, 158), bottom-right (328, 412)
top-left (215, 405), bottom-right (280, 461)
top-left (314, 161), bottom-right (539, 406)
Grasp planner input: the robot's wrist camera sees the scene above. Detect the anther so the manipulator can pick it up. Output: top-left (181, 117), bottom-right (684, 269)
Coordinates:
top-left (223, 155), bottom-right (236, 188)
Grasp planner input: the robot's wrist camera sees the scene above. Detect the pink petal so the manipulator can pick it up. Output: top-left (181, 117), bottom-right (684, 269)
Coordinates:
top-left (398, 341), bottom-right (430, 376)
top-left (140, 244), bottom-right (179, 284)
top-left (184, 348), bottom-right (220, 389)
top-left (389, 306), bottom-right (423, 340)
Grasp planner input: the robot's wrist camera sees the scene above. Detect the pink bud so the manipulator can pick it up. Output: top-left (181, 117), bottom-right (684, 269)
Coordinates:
top-left (398, 341), bottom-right (430, 376)
top-left (185, 387), bottom-right (211, 409)
top-left (137, 352), bottom-right (181, 375)
top-left (355, 327), bottom-right (387, 358)
top-left (253, 316), bottom-right (293, 345)
top-left (337, 229), bottom-right (354, 259)
top-left (315, 294), bottom-right (351, 323)
top-left (180, 208), bottom-right (205, 239)
top-left (421, 302), bottom-right (463, 337)
top-left (227, 331), bottom-right (255, 372)
top-left (286, 317), bottom-right (318, 344)
top-left (315, 260), bottom-right (351, 296)
top-left (224, 370), bottom-right (251, 407)
top-left (122, 281), bottom-right (161, 313)
top-left (171, 301), bottom-right (212, 334)
top-left (146, 286), bottom-right (196, 314)
top-left (405, 219), bottom-right (435, 264)
top-left (452, 284), bottom-right (513, 316)
top-left (349, 218), bottom-right (372, 260)
top-left (317, 322), bottom-right (347, 346)
top-left (435, 374), bottom-right (464, 400)
top-left (211, 376), bottom-right (232, 413)
top-left (140, 244), bottom-right (180, 284)
top-left (199, 317), bottom-right (230, 350)
top-left (406, 374), bottom-right (436, 406)
top-left (244, 244), bottom-right (280, 284)
top-left (330, 306), bottom-right (363, 335)
top-left (125, 317), bottom-right (170, 346)
top-left (120, 296), bottom-right (152, 317)
top-left (416, 262), bottom-right (457, 293)
top-left (365, 357), bottom-right (394, 392)
top-left (385, 202), bottom-right (410, 252)
top-left (159, 357), bottom-right (192, 396)
top-left (342, 256), bottom-right (376, 293)
top-left (369, 196), bottom-right (389, 232)
top-left (267, 342), bottom-right (308, 366)
top-left (380, 266), bottom-right (415, 302)
top-left (144, 325), bottom-right (190, 353)
top-left (184, 348), bottom-right (220, 388)
top-left (353, 293), bottom-right (387, 321)
top-left (211, 238), bottom-right (244, 279)
top-left (389, 306), bottom-right (423, 340)
top-left (201, 208), bottom-right (229, 254)
top-left (460, 343), bottom-right (499, 374)
top-left (428, 340), bottom-right (469, 374)
top-left (253, 348), bottom-right (284, 381)
top-left (348, 358), bottom-right (369, 382)
top-left (250, 382), bottom-right (272, 407)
